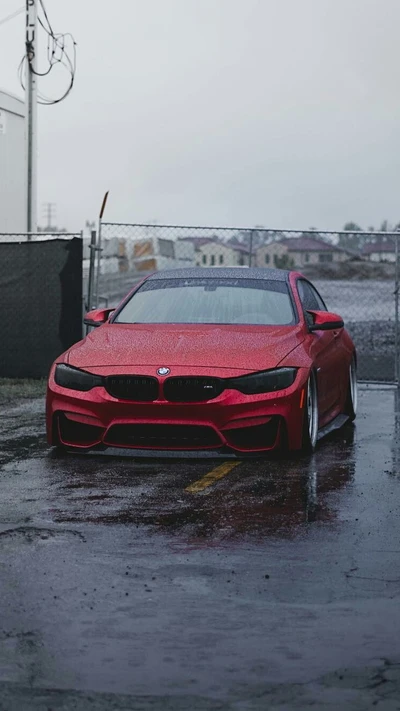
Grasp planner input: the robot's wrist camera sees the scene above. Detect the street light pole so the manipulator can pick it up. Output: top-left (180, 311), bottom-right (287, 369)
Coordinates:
top-left (26, 0), bottom-right (38, 235)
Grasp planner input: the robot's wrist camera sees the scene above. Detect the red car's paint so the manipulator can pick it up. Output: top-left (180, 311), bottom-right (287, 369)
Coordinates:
top-left (46, 269), bottom-right (356, 453)
top-left (67, 323), bottom-right (306, 370)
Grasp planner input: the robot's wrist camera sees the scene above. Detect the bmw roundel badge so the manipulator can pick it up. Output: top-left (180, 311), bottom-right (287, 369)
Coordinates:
top-left (157, 367), bottom-right (170, 376)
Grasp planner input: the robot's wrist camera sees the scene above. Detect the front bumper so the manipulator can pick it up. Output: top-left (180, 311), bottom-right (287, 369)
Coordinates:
top-left (46, 366), bottom-right (309, 453)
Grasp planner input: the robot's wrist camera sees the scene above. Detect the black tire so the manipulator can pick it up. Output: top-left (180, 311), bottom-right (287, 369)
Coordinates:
top-left (301, 371), bottom-right (319, 453)
top-left (344, 356), bottom-right (357, 422)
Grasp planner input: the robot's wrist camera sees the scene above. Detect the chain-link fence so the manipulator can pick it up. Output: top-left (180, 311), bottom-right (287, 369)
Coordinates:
top-left (0, 232), bottom-right (83, 378)
top-left (96, 222), bottom-right (400, 384)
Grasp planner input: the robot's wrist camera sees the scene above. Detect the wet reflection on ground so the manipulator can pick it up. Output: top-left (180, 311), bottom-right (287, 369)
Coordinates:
top-left (1, 389), bottom-right (400, 708)
top-left (44, 425), bottom-right (357, 543)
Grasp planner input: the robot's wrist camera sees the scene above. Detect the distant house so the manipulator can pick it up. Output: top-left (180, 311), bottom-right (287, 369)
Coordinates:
top-left (362, 241), bottom-right (396, 263)
top-left (255, 236), bottom-right (355, 269)
top-left (180, 237), bottom-right (250, 267)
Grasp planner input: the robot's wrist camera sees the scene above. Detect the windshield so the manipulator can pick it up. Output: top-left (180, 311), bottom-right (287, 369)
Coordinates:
top-left (114, 278), bottom-right (295, 326)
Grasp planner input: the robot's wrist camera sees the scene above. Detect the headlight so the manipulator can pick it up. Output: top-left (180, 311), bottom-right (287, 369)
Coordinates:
top-left (55, 364), bottom-right (103, 392)
top-left (228, 367), bottom-right (297, 395)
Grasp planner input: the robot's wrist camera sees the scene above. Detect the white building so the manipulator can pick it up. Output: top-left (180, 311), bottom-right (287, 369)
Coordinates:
top-left (0, 90), bottom-right (26, 233)
top-left (180, 237), bottom-right (250, 266)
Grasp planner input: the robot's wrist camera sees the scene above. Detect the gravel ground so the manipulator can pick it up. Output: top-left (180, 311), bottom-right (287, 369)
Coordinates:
top-left (1, 660), bottom-right (400, 710)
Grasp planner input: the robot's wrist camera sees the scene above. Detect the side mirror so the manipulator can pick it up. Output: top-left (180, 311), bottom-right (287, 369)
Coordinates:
top-left (84, 308), bottom-right (115, 328)
top-left (307, 310), bottom-right (344, 332)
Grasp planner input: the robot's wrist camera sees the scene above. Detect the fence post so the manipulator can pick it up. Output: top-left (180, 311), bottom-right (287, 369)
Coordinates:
top-left (95, 220), bottom-right (103, 308)
top-left (87, 229), bottom-right (97, 313)
top-left (249, 231), bottom-right (254, 267)
top-left (395, 234), bottom-right (400, 386)
top-left (80, 230), bottom-right (85, 339)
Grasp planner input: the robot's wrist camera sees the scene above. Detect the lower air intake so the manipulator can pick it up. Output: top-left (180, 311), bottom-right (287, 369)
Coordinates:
top-left (224, 419), bottom-right (281, 451)
top-left (104, 423), bottom-right (222, 450)
top-left (58, 414), bottom-right (103, 446)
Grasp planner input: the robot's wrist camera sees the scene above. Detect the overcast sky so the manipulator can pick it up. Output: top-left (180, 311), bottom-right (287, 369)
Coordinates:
top-left (1, 0), bottom-right (400, 232)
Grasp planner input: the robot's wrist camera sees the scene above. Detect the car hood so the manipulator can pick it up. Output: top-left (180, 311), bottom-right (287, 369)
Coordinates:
top-left (67, 323), bottom-right (305, 373)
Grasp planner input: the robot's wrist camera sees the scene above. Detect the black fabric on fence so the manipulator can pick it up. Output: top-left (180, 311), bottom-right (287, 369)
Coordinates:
top-left (0, 238), bottom-right (83, 378)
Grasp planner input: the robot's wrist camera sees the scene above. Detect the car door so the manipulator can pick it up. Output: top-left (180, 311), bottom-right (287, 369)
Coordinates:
top-left (297, 279), bottom-right (341, 423)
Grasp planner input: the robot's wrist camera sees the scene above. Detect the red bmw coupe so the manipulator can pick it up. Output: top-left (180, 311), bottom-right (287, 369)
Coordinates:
top-left (46, 267), bottom-right (357, 454)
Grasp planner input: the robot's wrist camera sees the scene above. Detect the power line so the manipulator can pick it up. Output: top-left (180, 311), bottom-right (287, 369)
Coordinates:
top-left (19, 0), bottom-right (77, 106)
top-left (38, 0), bottom-right (54, 35)
top-left (0, 6), bottom-right (24, 28)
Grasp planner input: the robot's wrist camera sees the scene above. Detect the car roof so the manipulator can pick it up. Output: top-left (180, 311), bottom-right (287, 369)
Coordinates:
top-left (146, 267), bottom-right (290, 282)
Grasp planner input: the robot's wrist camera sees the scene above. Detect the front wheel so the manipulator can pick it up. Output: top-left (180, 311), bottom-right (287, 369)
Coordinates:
top-left (301, 372), bottom-right (319, 453)
top-left (344, 356), bottom-right (357, 422)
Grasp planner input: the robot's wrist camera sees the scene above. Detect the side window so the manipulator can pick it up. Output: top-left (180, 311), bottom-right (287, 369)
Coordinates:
top-left (297, 280), bottom-right (327, 314)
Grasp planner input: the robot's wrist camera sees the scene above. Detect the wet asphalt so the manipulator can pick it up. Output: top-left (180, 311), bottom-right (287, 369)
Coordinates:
top-left (0, 388), bottom-right (400, 710)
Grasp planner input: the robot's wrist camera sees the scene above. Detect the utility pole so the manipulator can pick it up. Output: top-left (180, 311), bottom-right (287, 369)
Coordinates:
top-left (26, 0), bottom-right (38, 235)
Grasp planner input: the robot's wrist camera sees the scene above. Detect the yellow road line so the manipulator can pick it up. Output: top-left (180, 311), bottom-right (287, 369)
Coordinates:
top-left (185, 461), bottom-right (240, 494)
